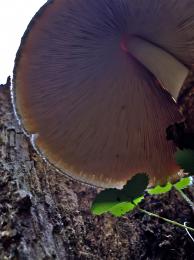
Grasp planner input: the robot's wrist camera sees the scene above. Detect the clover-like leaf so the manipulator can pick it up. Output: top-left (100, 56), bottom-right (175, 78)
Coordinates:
top-left (123, 173), bottom-right (149, 200)
top-left (91, 173), bottom-right (148, 216)
top-left (133, 196), bottom-right (144, 205)
top-left (173, 177), bottom-right (193, 190)
top-left (147, 182), bottom-right (172, 195)
top-left (175, 149), bottom-right (194, 176)
top-left (91, 189), bottom-right (127, 215)
top-left (109, 196), bottom-right (145, 217)
top-left (109, 202), bottom-right (135, 217)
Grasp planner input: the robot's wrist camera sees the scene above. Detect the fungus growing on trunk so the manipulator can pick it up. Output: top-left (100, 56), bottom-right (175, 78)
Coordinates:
top-left (13, 0), bottom-right (194, 188)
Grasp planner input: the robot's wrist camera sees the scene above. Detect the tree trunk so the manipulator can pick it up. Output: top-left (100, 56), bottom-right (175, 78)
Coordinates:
top-left (0, 79), bottom-right (194, 260)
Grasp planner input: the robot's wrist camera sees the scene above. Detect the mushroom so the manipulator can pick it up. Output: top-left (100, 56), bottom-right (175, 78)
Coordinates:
top-left (13, 0), bottom-right (194, 188)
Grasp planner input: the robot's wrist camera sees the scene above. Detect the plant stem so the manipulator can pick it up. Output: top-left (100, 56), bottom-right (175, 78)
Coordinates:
top-left (184, 222), bottom-right (194, 243)
top-left (138, 207), bottom-right (194, 233)
top-left (174, 187), bottom-right (194, 210)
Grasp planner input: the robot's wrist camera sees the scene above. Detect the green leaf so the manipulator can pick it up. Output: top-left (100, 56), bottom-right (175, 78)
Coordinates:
top-left (109, 202), bottom-right (135, 217)
top-left (91, 173), bottom-right (148, 216)
top-left (91, 189), bottom-right (128, 215)
top-left (148, 182), bottom-right (172, 195)
top-left (109, 196), bottom-right (145, 217)
top-left (123, 173), bottom-right (149, 200)
top-left (175, 149), bottom-right (194, 176)
top-left (173, 177), bottom-right (192, 190)
top-left (133, 196), bottom-right (144, 205)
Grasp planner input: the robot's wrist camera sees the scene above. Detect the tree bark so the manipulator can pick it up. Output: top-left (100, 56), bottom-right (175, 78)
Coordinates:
top-left (0, 79), bottom-right (194, 260)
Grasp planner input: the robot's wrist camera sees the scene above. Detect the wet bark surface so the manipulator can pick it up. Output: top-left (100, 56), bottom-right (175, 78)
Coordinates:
top-left (0, 79), bottom-right (194, 260)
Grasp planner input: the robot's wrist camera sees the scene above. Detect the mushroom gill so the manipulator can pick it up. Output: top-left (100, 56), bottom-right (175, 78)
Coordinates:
top-left (13, 0), bottom-right (194, 188)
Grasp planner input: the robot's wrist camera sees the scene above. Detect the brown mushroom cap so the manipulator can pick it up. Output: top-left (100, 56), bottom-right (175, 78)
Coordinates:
top-left (13, 0), bottom-right (194, 188)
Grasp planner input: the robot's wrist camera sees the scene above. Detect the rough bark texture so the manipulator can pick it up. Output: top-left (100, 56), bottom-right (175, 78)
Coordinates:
top-left (0, 79), bottom-right (194, 260)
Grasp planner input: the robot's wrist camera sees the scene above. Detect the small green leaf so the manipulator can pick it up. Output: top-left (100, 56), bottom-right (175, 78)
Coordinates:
top-left (148, 182), bottom-right (172, 195)
top-left (91, 173), bottom-right (148, 216)
top-left (123, 173), bottom-right (149, 200)
top-left (175, 149), bottom-right (194, 176)
top-left (174, 177), bottom-right (192, 190)
top-left (133, 196), bottom-right (144, 205)
top-left (109, 196), bottom-right (145, 217)
top-left (91, 189), bottom-right (127, 215)
top-left (109, 202), bottom-right (135, 217)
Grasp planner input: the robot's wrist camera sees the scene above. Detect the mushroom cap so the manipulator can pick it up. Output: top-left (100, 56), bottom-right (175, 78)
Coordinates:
top-left (13, 0), bottom-right (194, 188)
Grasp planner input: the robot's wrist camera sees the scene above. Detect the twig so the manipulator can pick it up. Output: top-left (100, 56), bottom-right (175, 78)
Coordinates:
top-left (184, 222), bottom-right (194, 243)
top-left (138, 207), bottom-right (194, 233)
top-left (174, 187), bottom-right (194, 211)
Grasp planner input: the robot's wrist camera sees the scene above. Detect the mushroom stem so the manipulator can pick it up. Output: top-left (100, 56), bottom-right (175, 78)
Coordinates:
top-left (126, 36), bottom-right (189, 100)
